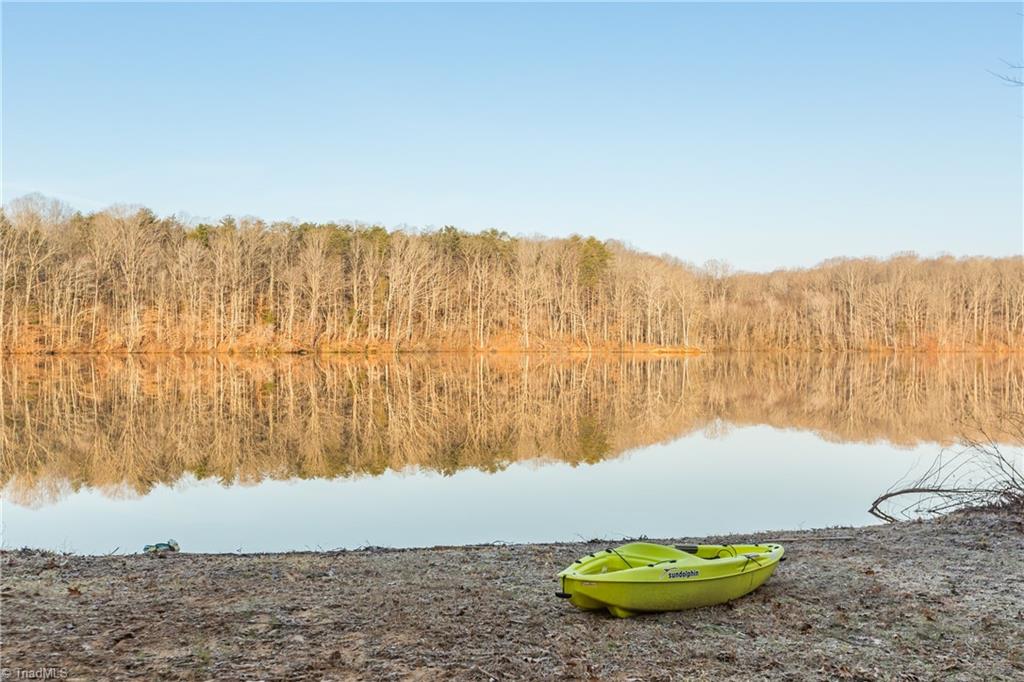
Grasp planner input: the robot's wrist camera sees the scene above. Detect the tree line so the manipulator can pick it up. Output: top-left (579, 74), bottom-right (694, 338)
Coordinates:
top-left (2, 194), bottom-right (1022, 353)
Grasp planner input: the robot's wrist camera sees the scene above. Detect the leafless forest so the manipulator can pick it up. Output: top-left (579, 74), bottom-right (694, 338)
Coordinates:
top-left (2, 195), bottom-right (1022, 353)
top-left (3, 353), bottom-right (1021, 505)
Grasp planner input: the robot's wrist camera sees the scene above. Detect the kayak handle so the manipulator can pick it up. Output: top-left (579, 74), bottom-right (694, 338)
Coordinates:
top-left (555, 591), bottom-right (573, 599)
top-left (675, 545), bottom-right (699, 554)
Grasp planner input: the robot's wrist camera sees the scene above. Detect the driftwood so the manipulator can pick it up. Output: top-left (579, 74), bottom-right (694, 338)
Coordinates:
top-left (767, 536), bottom-right (857, 542)
top-left (869, 487), bottom-right (988, 524)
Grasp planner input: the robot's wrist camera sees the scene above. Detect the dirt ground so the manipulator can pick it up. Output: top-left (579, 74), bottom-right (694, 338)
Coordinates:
top-left (2, 510), bottom-right (1022, 681)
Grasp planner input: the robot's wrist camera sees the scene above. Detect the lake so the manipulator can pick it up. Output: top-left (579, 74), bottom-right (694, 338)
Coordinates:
top-left (2, 353), bottom-right (1020, 553)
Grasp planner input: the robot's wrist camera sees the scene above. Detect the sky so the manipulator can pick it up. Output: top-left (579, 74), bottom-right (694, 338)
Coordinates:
top-left (2, 2), bottom-right (1022, 271)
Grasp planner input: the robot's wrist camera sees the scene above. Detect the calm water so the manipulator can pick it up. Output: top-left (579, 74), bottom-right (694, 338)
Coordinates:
top-left (2, 353), bottom-right (1020, 553)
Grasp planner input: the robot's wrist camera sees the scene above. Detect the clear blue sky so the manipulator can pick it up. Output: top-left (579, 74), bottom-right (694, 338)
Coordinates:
top-left (2, 2), bottom-right (1021, 271)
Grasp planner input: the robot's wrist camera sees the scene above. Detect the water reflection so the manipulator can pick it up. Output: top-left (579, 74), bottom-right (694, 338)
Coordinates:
top-left (2, 353), bottom-right (1021, 508)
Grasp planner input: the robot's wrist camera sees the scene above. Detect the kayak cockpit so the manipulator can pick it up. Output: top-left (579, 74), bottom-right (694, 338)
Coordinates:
top-left (566, 542), bottom-right (777, 574)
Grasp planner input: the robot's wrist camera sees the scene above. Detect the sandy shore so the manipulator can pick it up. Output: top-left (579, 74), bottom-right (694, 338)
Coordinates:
top-left (2, 510), bottom-right (1022, 681)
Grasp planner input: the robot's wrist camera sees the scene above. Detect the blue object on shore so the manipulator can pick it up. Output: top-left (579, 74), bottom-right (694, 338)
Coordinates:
top-left (143, 539), bottom-right (180, 553)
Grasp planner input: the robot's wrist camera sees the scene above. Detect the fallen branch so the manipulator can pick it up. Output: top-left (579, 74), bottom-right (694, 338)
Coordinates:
top-left (869, 414), bottom-right (1024, 523)
top-left (766, 536), bottom-right (857, 542)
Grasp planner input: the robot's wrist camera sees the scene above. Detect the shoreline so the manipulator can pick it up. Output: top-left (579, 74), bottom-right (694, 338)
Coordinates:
top-left (3, 510), bottom-right (1021, 680)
